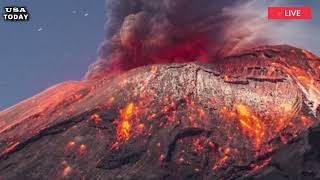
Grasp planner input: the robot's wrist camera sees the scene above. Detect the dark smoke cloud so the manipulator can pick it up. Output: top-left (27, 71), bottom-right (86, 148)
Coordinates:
top-left (86, 0), bottom-right (268, 79)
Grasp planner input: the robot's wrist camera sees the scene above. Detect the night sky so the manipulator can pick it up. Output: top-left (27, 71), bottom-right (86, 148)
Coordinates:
top-left (0, 0), bottom-right (319, 110)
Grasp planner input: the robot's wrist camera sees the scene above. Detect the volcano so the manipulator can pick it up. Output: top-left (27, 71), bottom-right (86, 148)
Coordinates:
top-left (0, 45), bottom-right (320, 180)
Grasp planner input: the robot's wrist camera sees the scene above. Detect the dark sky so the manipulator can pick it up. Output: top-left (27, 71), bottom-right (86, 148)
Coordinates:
top-left (0, 0), bottom-right (105, 110)
top-left (0, 0), bottom-right (319, 110)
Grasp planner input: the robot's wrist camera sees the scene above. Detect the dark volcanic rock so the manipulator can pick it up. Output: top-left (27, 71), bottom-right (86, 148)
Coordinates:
top-left (0, 45), bottom-right (319, 180)
top-left (245, 126), bottom-right (320, 180)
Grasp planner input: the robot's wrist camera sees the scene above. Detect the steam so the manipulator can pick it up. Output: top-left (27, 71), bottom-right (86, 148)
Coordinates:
top-left (86, 0), bottom-right (272, 79)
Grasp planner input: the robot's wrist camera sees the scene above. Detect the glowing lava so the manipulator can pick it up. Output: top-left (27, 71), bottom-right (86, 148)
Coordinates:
top-left (236, 104), bottom-right (264, 149)
top-left (0, 45), bottom-right (319, 179)
top-left (116, 103), bottom-right (135, 142)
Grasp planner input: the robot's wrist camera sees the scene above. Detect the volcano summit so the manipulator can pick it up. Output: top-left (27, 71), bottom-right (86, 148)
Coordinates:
top-left (0, 45), bottom-right (319, 180)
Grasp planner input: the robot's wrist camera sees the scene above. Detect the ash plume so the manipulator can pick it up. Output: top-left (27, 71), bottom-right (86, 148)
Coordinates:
top-left (86, 0), bottom-right (270, 79)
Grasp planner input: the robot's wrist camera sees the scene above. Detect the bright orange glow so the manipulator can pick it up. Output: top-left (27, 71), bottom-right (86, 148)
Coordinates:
top-left (236, 104), bottom-right (264, 148)
top-left (224, 75), bottom-right (230, 81)
top-left (121, 121), bottom-right (131, 139)
top-left (285, 66), bottom-right (320, 108)
top-left (116, 103), bottom-right (135, 141)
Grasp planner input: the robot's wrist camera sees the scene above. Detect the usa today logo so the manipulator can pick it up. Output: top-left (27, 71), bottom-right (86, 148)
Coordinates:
top-left (3, 7), bottom-right (29, 21)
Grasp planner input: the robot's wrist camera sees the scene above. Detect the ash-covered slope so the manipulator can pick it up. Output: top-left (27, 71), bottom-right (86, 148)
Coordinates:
top-left (0, 45), bottom-right (319, 180)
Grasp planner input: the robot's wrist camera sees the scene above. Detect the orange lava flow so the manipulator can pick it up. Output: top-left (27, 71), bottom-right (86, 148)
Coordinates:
top-left (116, 103), bottom-right (135, 142)
top-left (212, 147), bottom-right (231, 170)
top-left (236, 104), bottom-right (264, 149)
top-left (272, 63), bottom-right (320, 115)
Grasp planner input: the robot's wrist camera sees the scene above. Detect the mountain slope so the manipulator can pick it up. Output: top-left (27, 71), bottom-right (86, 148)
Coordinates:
top-left (0, 45), bottom-right (319, 180)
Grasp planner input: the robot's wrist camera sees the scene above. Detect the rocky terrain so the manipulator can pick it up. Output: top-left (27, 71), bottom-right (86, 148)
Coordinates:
top-left (0, 45), bottom-right (319, 180)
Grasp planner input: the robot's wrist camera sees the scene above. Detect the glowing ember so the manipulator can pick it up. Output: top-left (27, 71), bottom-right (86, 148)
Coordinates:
top-left (159, 154), bottom-right (165, 161)
top-left (90, 114), bottom-right (102, 123)
top-left (66, 141), bottom-right (76, 149)
top-left (224, 75), bottom-right (231, 82)
top-left (212, 147), bottom-right (231, 170)
top-left (62, 165), bottom-right (72, 177)
top-left (79, 144), bottom-right (87, 155)
top-left (250, 158), bottom-right (272, 172)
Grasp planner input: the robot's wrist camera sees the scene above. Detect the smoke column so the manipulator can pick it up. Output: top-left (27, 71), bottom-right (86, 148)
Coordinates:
top-left (86, 0), bottom-right (271, 79)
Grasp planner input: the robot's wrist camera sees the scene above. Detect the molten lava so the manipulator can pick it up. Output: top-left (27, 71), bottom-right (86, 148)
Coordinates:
top-left (116, 103), bottom-right (135, 142)
top-left (0, 45), bottom-right (319, 179)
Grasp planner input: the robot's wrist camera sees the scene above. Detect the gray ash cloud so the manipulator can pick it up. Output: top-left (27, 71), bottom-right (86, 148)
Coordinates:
top-left (86, 0), bottom-right (269, 79)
